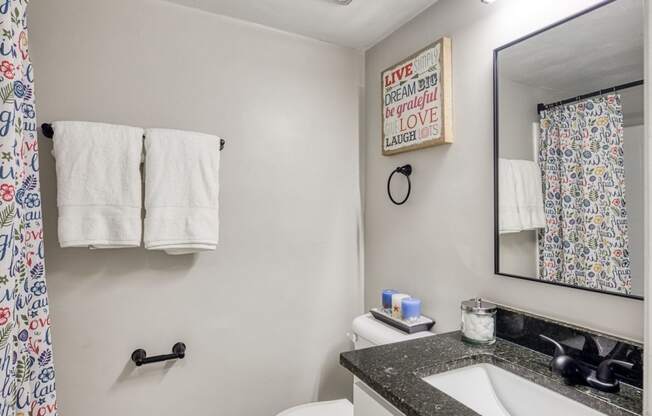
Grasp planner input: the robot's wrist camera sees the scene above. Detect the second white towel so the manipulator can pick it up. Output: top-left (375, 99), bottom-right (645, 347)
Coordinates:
top-left (144, 129), bottom-right (220, 255)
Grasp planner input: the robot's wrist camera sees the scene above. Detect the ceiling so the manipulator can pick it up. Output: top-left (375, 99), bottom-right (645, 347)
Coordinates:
top-left (161, 0), bottom-right (439, 50)
top-left (500, 0), bottom-right (644, 101)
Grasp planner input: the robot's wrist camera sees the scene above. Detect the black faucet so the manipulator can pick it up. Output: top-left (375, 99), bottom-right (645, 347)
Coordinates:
top-left (540, 335), bottom-right (633, 393)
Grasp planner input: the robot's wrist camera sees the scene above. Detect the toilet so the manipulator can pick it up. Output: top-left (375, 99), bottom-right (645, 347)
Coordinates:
top-left (276, 313), bottom-right (434, 416)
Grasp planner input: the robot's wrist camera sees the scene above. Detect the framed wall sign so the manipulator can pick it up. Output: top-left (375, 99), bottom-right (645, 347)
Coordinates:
top-left (382, 37), bottom-right (453, 156)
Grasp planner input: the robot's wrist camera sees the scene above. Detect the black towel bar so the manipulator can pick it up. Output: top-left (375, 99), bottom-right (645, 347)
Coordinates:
top-left (131, 342), bottom-right (186, 366)
top-left (40, 123), bottom-right (225, 151)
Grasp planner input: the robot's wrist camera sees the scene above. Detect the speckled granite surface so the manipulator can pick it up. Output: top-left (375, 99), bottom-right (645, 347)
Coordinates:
top-left (340, 332), bottom-right (642, 416)
top-left (496, 306), bottom-right (643, 388)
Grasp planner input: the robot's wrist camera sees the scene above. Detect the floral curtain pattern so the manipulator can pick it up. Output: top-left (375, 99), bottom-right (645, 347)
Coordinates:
top-left (0, 1), bottom-right (57, 415)
top-left (538, 94), bottom-right (631, 295)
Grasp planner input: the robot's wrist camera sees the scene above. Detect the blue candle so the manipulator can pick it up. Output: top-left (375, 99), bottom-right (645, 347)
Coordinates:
top-left (401, 298), bottom-right (422, 321)
top-left (382, 290), bottom-right (397, 310)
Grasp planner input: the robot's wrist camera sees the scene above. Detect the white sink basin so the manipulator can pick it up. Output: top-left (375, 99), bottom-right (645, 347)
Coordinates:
top-left (422, 364), bottom-right (606, 416)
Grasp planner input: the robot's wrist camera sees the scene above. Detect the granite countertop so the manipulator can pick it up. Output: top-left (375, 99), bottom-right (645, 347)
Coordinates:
top-left (340, 331), bottom-right (642, 416)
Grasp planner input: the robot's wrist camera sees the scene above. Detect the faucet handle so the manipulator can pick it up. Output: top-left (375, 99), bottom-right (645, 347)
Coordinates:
top-left (581, 334), bottom-right (600, 356)
top-left (596, 359), bottom-right (634, 384)
top-left (540, 334), bottom-right (566, 358)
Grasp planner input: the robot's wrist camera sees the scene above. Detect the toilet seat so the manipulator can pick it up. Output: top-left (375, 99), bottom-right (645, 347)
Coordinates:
top-left (275, 399), bottom-right (353, 416)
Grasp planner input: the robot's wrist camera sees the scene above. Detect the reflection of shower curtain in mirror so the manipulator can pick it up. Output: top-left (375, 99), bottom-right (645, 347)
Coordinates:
top-left (538, 94), bottom-right (631, 294)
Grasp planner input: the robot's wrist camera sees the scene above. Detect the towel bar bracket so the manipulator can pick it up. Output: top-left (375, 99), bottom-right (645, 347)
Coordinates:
top-left (40, 123), bottom-right (225, 151)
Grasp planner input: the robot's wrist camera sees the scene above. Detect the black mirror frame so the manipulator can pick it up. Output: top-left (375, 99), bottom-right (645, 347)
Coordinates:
top-left (492, 0), bottom-right (644, 301)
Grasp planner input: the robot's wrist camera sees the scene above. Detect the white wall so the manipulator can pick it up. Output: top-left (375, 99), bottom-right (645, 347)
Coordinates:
top-left (29, 1), bottom-right (363, 415)
top-left (497, 77), bottom-right (554, 278)
top-left (625, 125), bottom-right (645, 295)
top-left (364, 0), bottom-right (644, 341)
top-left (498, 77), bottom-right (552, 161)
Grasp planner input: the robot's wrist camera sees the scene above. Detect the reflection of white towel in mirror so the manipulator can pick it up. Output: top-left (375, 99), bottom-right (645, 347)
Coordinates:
top-left (532, 122), bottom-right (539, 161)
top-left (499, 158), bottom-right (545, 234)
top-left (499, 159), bottom-right (521, 234)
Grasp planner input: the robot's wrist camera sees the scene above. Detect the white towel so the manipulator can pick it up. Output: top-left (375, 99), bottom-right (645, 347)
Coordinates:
top-left (499, 159), bottom-right (522, 234)
top-left (52, 121), bottom-right (144, 248)
top-left (144, 129), bottom-right (220, 255)
top-left (511, 160), bottom-right (546, 231)
top-left (499, 159), bottom-right (545, 234)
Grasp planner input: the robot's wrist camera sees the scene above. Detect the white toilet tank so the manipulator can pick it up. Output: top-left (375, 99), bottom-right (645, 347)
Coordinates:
top-left (351, 313), bottom-right (434, 349)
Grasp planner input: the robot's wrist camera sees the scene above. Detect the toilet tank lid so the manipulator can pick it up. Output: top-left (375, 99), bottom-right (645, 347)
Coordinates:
top-left (352, 313), bottom-right (434, 346)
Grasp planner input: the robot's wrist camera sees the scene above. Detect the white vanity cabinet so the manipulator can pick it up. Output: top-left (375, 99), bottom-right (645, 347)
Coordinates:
top-left (354, 381), bottom-right (406, 416)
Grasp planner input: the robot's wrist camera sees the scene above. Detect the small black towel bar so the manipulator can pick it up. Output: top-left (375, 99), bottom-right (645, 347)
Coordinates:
top-left (40, 123), bottom-right (225, 151)
top-left (131, 342), bottom-right (186, 366)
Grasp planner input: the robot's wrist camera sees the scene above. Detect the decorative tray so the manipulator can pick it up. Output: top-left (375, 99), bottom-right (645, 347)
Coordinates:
top-left (370, 308), bottom-right (435, 334)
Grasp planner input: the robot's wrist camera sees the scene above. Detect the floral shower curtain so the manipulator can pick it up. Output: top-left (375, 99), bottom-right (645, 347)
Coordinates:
top-left (0, 1), bottom-right (57, 415)
top-left (538, 94), bottom-right (631, 295)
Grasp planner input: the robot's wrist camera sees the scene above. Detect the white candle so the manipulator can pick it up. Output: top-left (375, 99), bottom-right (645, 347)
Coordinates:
top-left (391, 294), bottom-right (410, 319)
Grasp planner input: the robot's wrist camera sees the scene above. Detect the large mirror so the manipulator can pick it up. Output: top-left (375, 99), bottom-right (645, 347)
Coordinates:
top-left (494, 0), bottom-right (644, 299)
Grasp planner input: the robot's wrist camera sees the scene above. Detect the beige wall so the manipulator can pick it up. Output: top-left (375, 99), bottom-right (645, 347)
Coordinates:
top-left (364, 0), bottom-right (644, 341)
top-left (29, 0), bottom-right (363, 415)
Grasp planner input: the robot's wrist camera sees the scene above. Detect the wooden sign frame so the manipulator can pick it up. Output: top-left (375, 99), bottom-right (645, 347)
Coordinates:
top-left (381, 37), bottom-right (453, 156)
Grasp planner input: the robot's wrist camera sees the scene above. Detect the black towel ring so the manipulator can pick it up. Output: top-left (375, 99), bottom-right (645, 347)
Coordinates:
top-left (387, 164), bottom-right (412, 206)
